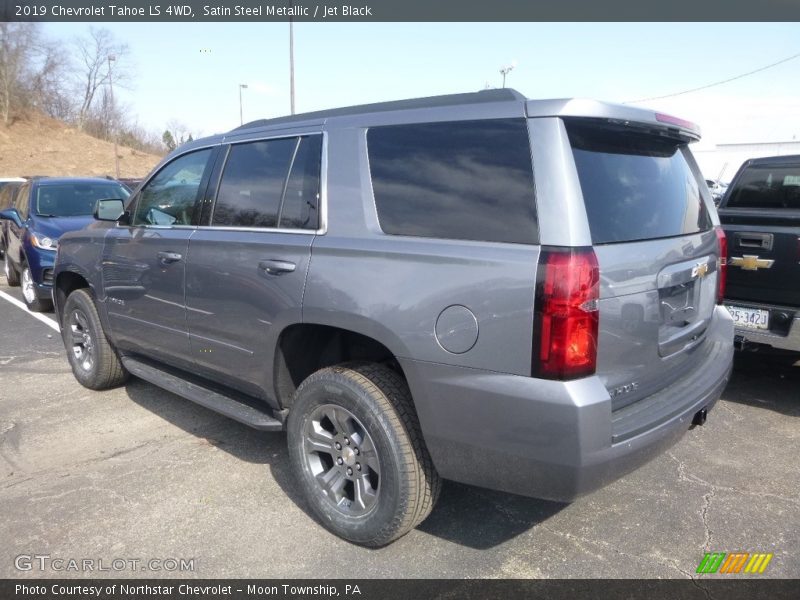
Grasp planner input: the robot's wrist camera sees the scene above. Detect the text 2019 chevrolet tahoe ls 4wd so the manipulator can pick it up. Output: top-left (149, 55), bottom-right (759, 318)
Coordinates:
top-left (54, 89), bottom-right (734, 546)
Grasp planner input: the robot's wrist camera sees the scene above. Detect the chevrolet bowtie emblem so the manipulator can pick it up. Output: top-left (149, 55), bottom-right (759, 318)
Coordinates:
top-left (730, 255), bottom-right (775, 271)
top-left (692, 262), bottom-right (710, 278)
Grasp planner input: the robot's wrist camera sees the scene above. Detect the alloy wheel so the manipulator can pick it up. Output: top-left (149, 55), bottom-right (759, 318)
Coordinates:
top-left (301, 404), bottom-right (381, 516)
top-left (21, 267), bottom-right (36, 304)
top-left (68, 308), bottom-right (95, 372)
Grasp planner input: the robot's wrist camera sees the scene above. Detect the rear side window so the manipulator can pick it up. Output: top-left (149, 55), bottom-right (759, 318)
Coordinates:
top-left (726, 164), bottom-right (800, 210)
top-left (367, 119), bottom-right (537, 244)
top-left (212, 135), bottom-right (321, 230)
top-left (566, 120), bottom-right (712, 244)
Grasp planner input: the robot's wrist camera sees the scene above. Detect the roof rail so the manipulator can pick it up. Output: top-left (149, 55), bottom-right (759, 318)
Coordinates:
top-left (231, 88), bottom-right (526, 132)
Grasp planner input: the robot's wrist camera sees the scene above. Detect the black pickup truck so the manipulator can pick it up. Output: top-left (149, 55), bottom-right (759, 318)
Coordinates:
top-left (718, 154), bottom-right (800, 353)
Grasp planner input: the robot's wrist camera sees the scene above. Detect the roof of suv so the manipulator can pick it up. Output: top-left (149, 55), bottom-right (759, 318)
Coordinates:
top-left (174, 88), bottom-right (701, 156)
top-left (233, 88), bottom-right (527, 131)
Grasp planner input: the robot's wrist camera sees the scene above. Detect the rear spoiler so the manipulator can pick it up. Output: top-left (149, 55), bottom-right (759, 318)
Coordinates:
top-left (525, 99), bottom-right (701, 142)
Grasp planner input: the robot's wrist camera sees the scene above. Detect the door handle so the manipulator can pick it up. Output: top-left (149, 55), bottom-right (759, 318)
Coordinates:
top-left (258, 259), bottom-right (296, 275)
top-left (157, 251), bottom-right (183, 265)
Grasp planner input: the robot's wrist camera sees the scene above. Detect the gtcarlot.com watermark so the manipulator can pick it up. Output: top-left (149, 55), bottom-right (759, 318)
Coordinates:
top-left (15, 554), bottom-right (195, 573)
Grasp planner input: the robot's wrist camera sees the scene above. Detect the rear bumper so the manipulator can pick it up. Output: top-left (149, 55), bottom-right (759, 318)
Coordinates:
top-left (400, 306), bottom-right (734, 502)
top-left (725, 301), bottom-right (800, 353)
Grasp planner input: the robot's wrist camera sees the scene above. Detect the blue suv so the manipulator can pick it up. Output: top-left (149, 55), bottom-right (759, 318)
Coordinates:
top-left (1, 177), bottom-right (129, 311)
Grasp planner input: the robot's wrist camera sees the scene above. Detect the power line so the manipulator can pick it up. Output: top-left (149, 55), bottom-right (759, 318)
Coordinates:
top-left (624, 51), bottom-right (800, 104)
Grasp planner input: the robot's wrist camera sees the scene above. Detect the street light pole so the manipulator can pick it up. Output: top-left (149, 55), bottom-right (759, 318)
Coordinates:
top-left (289, 18), bottom-right (295, 115)
top-left (239, 83), bottom-right (248, 125)
top-left (107, 54), bottom-right (120, 179)
top-left (499, 64), bottom-right (515, 89)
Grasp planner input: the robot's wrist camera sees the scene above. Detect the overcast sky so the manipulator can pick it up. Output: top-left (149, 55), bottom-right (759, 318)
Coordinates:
top-left (43, 22), bottom-right (800, 148)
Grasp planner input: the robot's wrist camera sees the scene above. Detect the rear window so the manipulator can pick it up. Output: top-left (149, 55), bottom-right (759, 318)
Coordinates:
top-left (726, 163), bottom-right (800, 210)
top-left (566, 120), bottom-right (712, 244)
top-left (367, 119), bottom-right (538, 244)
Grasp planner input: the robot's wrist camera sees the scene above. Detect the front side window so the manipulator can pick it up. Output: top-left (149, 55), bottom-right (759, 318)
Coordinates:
top-left (367, 119), bottom-right (538, 244)
top-left (133, 149), bottom-right (213, 226)
top-left (212, 135), bottom-right (321, 230)
top-left (35, 182), bottom-right (129, 217)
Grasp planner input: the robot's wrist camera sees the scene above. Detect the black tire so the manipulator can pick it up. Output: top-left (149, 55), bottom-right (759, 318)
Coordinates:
top-left (4, 252), bottom-right (20, 286)
top-left (287, 362), bottom-right (441, 547)
top-left (62, 288), bottom-right (128, 390)
top-left (20, 264), bottom-right (52, 312)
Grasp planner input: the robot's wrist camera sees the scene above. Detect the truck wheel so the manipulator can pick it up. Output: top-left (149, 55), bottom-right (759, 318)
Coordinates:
top-left (62, 288), bottom-right (128, 390)
top-left (4, 253), bottom-right (19, 286)
top-left (21, 265), bottom-right (52, 312)
top-left (288, 362), bottom-right (441, 547)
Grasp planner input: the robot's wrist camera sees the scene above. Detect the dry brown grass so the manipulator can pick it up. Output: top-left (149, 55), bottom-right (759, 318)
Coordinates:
top-left (0, 113), bottom-right (162, 179)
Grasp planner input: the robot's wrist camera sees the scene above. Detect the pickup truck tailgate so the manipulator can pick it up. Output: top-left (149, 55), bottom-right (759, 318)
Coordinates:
top-left (722, 211), bottom-right (800, 306)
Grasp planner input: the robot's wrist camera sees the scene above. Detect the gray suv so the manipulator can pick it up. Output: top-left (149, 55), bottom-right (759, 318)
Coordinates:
top-left (54, 89), bottom-right (734, 546)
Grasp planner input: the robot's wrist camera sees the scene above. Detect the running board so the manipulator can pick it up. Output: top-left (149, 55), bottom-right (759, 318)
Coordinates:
top-left (121, 357), bottom-right (284, 431)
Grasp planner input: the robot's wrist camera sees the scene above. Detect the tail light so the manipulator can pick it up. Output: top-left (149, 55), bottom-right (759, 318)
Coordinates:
top-left (715, 227), bottom-right (727, 304)
top-left (532, 247), bottom-right (600, 380)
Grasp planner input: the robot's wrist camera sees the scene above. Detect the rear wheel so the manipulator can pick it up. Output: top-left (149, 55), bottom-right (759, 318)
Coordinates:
top-left (62, 288), bottom-right (128, 390)
top-left (4, 253), bottom-right (19, 286)
top-left (21, 265), bottom-right (52, 312)
top-left (287, 362), bottom-right (440, 547)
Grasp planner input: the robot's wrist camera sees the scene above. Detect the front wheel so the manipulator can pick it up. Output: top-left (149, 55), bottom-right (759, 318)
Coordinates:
top-left (62, 288), bottom-right (128, 390)
top-left (4, 253), bottom-right (19, 286)
top-left (21, 265), bottom-right (52, 312)
top-left (287, 363), bottom-right (440, 547)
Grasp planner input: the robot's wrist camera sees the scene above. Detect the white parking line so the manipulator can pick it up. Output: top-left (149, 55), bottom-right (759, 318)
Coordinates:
top-left (0, 289), bottom-right (60, 332)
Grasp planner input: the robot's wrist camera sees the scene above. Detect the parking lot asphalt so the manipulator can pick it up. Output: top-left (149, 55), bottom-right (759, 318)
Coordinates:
top-left (0, 275), bottom-right (798, 580)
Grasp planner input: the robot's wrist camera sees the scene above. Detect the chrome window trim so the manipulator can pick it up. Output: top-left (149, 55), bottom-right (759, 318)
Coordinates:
top-left (194, 225), bottom-right (317, 235)
top-left (119, 132), bottom-right (327, 236)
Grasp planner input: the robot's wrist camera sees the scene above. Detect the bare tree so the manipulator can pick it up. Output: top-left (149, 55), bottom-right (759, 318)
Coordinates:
top-left (29, 36), bottom-right (70, 120)
top-left (0, 23), bottom-right (64, 125)
top-left (73, 27), bottom-right (130, 130)
top-left (164, 119), bottom-right (194, 149)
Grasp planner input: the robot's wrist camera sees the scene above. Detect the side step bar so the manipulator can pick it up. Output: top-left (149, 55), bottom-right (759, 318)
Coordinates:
top-left (121, 357), bottom-right (284, 431)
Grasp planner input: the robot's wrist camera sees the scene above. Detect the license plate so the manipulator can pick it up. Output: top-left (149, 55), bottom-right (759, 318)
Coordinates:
top-left (726, 305), bottom-right (770, 330)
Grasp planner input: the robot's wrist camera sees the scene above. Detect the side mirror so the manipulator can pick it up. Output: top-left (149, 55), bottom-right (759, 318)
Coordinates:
top-left (94, 198), bottom-right (126, 222)
top-left (0, 208), bottom-right (23, 228)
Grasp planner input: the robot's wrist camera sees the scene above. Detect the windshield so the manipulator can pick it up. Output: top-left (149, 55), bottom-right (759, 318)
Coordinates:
top-left (35, 182), bottom-right (130, 217)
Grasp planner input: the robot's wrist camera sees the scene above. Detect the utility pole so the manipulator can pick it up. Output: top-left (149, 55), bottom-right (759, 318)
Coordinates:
top-left (108, 55), bottom-right (120, 179)
top-left (239, 83), bottom-right (248, 125)
top-left (289, 18), bottom-right (295, 114)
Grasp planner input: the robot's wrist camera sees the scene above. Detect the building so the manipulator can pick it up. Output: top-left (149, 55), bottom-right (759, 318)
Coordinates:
top-left (693, 140), bottom-right (800, 183)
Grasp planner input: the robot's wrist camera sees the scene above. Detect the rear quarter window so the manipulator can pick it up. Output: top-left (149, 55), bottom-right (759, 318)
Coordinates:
top-left (367, 119), bottom-right (538, 244)
top-left (566, 120), bottom-right (712, 244)
top-left (726, 163), bottom-right (800, 210)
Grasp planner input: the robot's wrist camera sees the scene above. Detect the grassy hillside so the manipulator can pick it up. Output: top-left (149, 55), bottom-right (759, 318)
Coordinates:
top-left (0, 114), bottom-right (162, 179)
